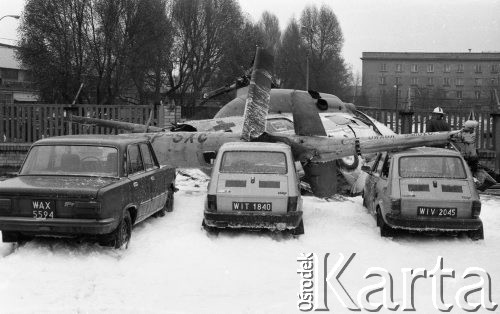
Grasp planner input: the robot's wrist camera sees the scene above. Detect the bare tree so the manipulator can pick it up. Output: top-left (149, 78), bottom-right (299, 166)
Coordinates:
top-left (168, 0), bottom-right (243, 105)
top-left (17, 0), bottom-right (173, 105)
top-left (275, 5), bottom-right (351, 97)
top-left (257, 11), bottom-right (281, 56)
top-left (276, 19), bottom-right (307, 89)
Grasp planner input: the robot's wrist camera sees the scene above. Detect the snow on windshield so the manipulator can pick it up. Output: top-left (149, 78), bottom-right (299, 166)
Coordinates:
top-left (399, 156), bottom-right (466, 179)
top-left (20, 145), bottom-right (119, 177)
top-left (220, 151), bottom-right (287, 174)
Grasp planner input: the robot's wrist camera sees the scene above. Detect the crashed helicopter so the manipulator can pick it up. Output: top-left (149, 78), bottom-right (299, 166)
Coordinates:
top-left (67, 47), bottom-right (485, 197)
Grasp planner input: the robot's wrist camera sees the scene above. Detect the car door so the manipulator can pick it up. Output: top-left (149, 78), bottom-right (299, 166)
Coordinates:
top-left (127, 143), bottom-right (151, 223)
top-left (364, 153), bottom-right (383, 213)
top-left (139, 142), bottom-right (165, 217)
top-left (375, 154), bottom-right (391, 215)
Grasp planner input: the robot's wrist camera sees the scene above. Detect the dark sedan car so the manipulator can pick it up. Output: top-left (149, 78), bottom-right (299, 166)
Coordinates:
top-left (0, 135), bottom-right (176, 248)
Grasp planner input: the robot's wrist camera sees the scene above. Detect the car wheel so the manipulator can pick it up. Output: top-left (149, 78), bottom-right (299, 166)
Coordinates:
top-left (105, 211), bottom-right (132, 249)
top-left (165, 188), bottom-right (174, 212)
top-left (291, 220), bottom-right (305, 236)
top-left (377, 209), bottom-right (393, 237)
top-left (468, 226), bottom-right (484, 241)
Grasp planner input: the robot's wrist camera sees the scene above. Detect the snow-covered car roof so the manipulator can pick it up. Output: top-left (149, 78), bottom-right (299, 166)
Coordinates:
top-left (219, 141), bottom-right (290, 151)
top-left (33, 134), bottom-right (151, 148)
top-left (392, 146), bottom-right (463, 157)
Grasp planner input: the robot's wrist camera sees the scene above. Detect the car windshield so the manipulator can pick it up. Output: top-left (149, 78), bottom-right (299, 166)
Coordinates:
top-left (399, 155), bottom-right (466, 179)
top-left (220, 151), bottom-right (287, 174)
top-left (20, 145), bottom-right (119, 177)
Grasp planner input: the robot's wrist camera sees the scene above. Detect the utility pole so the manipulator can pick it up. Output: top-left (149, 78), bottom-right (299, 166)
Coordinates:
top-left (306, 53), bottom-right (309, 91)
top-left (394, 84), bottom-right (399, 110)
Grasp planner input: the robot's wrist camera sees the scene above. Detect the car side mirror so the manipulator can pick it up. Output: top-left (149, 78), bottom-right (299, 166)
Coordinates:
top-left (361, 165), bottom-right (372, 173)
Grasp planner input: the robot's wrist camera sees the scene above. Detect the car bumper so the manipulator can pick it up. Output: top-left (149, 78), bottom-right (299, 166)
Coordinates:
top-left (0, 216), bottom-right (118, 236)
top-left (203, 211), bottom-right (303, 230)
top-left (385, 213), bottom-right (483, 231)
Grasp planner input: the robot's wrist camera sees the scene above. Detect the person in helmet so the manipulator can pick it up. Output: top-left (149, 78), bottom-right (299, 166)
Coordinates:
top-left (426, 106), bottom-right (450, 132)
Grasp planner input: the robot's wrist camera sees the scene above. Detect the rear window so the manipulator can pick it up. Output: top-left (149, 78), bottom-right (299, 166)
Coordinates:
top-left (20, 145), bottom-right (119, 177)
top-left (220, 151), bottom-right (287, 174)
top-left (399, 156), bottom-right (466, 179)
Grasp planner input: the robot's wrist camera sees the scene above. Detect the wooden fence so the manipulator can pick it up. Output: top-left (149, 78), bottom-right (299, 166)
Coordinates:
top-left (360, 108), bottom-right (493, 151)
top-left (0, 104), bottom-right (159, 143)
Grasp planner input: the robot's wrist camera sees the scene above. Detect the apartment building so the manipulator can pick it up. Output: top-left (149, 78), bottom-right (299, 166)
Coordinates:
top-left (361, 52), bottom-right (500, 110)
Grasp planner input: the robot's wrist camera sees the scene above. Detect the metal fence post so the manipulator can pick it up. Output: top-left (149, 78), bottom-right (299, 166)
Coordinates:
top-left (491, 112), bottom-right (500, 173)
top-left (399, 110), bottom-right (414, 134)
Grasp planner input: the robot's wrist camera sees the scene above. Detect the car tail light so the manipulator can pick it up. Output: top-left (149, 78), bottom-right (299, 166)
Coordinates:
top-left (472, 200), bottom-right (481, 218)
top-left (207, 194), bottom-right (217, 212)
top-left (74, 201), bottom-right (101, 214)
top-left (390, 198), bottom-right (401, 215)
top-left (287, 196), bottom-right (298, 212)
top-left (0, 199), bottom-right (12, 213)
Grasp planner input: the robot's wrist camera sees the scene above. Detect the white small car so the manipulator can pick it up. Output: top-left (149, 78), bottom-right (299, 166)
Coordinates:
top-left (362, 147), bottom-right (483, 239)
top-left (203, 142), bottom-right (304, 235)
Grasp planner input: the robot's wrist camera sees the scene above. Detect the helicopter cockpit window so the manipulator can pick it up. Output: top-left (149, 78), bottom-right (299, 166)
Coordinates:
top-left (324, 115), bottom-right (352, 126)
top-left (266, 118), bottom-right (294, 133)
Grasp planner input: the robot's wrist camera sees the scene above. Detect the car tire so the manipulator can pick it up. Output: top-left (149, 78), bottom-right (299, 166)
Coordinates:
top-left (104, 211), bottom-right (132, 249)
top-left (291, 220), bottom-right (305, 236)
top-left (468, 226), bottom-right (484, 241)
top-left (153, 188), bottom-right (175, 218)
top-left (377, 209), bottom-right (393, 237)
top-left (165, 188), bottom-right (174, 212)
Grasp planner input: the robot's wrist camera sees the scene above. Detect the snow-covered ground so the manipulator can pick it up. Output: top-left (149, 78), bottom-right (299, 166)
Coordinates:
top-left (0, 169), bottom-right (498, 313)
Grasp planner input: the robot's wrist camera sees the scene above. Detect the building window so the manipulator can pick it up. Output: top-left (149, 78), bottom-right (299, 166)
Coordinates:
top-left (456, 78), bottom-right (464, 86)
top-left (443, 77), bottom-right (450, 86)
top-left (0, 68), bottom-right (18, 80)
top-left (474, 64), bottom-right (482, 73)
top-left (427, 77), bottom-right (434, 86)
top-left (427, 64), bottom-right (434, 73)
top-left (457, 64), bottom-right (464, 73)
top-left (379, 76), bottom-right (386, 85)
top-left (475, 91), bottom-right (481, 99)
top-left (411, 77), bottom-right (418, 85)
top-left (380, 63), bottom-right (387, 72)
top-left (492, 64), bottom-right (499, 73)
top-left (396, 64), bottom-right (402, 72)
top-left (457, 90), bottom-right (463, 99)
top-left (475, 78), bottom-right (482, 86)
top-left (395, 77), bottom-right (401, 85)
top-left (444, 64), bottom-right (451, 73)
top-left (411, 64), bottom-right (418, 73)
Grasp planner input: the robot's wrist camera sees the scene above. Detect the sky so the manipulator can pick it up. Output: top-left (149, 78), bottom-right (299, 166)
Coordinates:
top-left (2, 0), bottom-right (500, 74)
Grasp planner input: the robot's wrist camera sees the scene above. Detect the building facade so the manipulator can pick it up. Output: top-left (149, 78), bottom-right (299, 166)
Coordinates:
top-left (0, 43), bottom-right (39, 105)
top-left (361, 52), bottom-right (500, 110)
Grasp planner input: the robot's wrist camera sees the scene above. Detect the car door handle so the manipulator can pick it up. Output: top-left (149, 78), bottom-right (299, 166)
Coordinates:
top-left (133, 182), bottom-right (139, 188)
